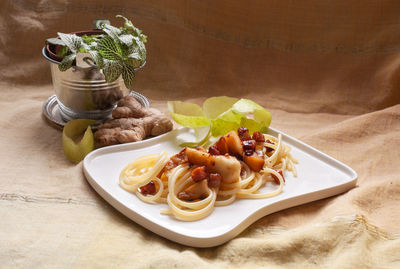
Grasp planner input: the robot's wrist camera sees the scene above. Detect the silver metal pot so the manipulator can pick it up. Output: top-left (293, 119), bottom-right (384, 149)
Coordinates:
top-left (42, 46), bottom-right (145, 121)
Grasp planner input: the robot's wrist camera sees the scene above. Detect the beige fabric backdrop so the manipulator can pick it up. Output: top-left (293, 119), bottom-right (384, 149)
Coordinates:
top-left (0, 1), bottom-right (399, 268)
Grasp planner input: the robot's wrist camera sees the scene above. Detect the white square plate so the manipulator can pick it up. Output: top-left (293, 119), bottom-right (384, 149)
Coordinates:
top-left (83, 127), bottom-right (357, 247)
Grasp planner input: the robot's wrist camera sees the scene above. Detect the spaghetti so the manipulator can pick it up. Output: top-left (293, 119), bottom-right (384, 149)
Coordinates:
top-left (119, 128), bottom-right (298, 221)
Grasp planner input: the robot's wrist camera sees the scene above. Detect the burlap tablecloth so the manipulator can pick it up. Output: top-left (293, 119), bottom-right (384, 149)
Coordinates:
top-left (1, 1), bottom-right (399, 268)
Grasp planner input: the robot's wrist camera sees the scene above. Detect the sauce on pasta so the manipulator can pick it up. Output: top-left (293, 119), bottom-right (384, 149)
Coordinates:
top-left (119, 127), bottom-right (298, 221)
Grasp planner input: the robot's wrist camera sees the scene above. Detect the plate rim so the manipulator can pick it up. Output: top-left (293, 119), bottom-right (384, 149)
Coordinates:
top-left (83, 127), bottom-right (358, 247)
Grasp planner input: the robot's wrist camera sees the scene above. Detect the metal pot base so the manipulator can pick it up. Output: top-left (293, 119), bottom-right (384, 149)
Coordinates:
top-left (42, 92), bottom-right (150, 128)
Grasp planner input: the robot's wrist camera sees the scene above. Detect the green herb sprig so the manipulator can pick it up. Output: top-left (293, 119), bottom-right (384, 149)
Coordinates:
top-left (46, 15), bottom-right (147, 89)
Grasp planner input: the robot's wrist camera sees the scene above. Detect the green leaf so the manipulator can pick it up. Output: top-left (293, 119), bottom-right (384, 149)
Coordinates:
top-left (81, 34), bottom-right (101, 44)
top-left (121, 64), bottom-right (135, 88)
top-left (232, 98), bottom-right (272, 132)
top-left (88, 50), bottom-right (104, 69)
top-left (57, 33), bottom-right (82, 53)
top-left (168, 101), bottom-right (204, 117)
top-left (127, 51), bottom-right (143, 67)
top-left (102, 24), bottom-right (122, 43)
top-left (116, 15), bottom-right (134, 30)
top-left (116, 15), bottom-right (145, 40)
top-left (46, 37), bottom-right (65, 46)
top-left (254, 108), bottom-right (272, 131)
top-left (140, 34), bottom-right (147, 43)
top-left (57, 46), bottom-right (69, 57)
top-left (240, 117), bottom-right (263, 134)
top-left (97, 36), bottom-right (123, 61)
top-left (81, 35), bottom-right (104, 53)
top-left (78, 47), bottom-right (88, 53)
top-left (203, 96), bottom-right (239, 119)
top-left (136, 39), bottom-right (147, 59)
top-left (62, 119), bottom-right (96, 163)
top-left (167, 101), bottom-right (210, 128)
top-left (58, 53), bottom-right (76, 71)
top-left (128, 37), bottom-right (146, 57)
top-left (170, 114), bottom-right (211, 128)
top-left (232, 98), bottom-right (264, 113)
top-left (102, 59), bottom-right (123, 82)
top-left (210, 110), bottom-right (242, 137)
top-left (118, 34), bottom-right (134, 47)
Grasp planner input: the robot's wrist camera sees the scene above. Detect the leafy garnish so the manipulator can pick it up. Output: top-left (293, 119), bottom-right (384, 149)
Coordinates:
top-left (46, 15), bottom-right (146, 89)
top-left (168, 101), bottom-right (211, 128)
top-left (203, 96), bottom-right (239, 119)
top-left (168, 96), bottom-right (272, 147)
top-left (57, 46), bottom-right (69, 57)
top-left (62, 119), bottom-right (96, 163)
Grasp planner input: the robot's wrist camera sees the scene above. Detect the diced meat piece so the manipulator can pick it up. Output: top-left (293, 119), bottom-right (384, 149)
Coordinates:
top-left (272, 169), bottom-right (285, 184)
top-left (186, 147), bottom-right (209, 166)
top-left (139, 181), bottom-right (156, 195)
top-left (163, 160), bottom-right (177, 171)
top-left (238, 127), bottom-right (251, 141)
top-left (208, 173), bottom-right (222, 188)
top-left (161, 148), bottom-right (188, 174)
top-left (206, 155), bottom-right (241, 184)
top-left (208, 145), bottom-right (221, 155)
top-left (265, 140), bottom-right (274, 152)
top-left (265, 146), bottom-right (274, 153)
top-left (252, 131), bottom-right (265, 142)
top-left (215, 136), bottom-right (229, 155)
top-left (177, 179), bottom-right (209, 201)
top-left (243, 153), bottom-right (265, 172)
top-left (225, 130), bottom-right (244, 156)
top-left (170, 148), bottom-right (188, 165)
top-left (242, 140), bottom-right (256, 151)
top-left (191, 166), bottom-right (208, 182)
top-left (159, 148), bottom-right (188, 176)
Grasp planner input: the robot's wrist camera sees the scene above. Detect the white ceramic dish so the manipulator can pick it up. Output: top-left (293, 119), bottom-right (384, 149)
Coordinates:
top-left (83, 127), bottom-right (357, 247)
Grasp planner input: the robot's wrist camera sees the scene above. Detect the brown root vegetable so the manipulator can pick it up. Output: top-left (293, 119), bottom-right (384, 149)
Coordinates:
top-left (94, 96), bottom-right (173, 147)
top-left (112, 96), bottom-right (148, 118)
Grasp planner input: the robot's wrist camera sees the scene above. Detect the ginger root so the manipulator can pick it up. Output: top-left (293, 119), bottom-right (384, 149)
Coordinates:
top-left (94, 96), bottom-right (173, 147)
